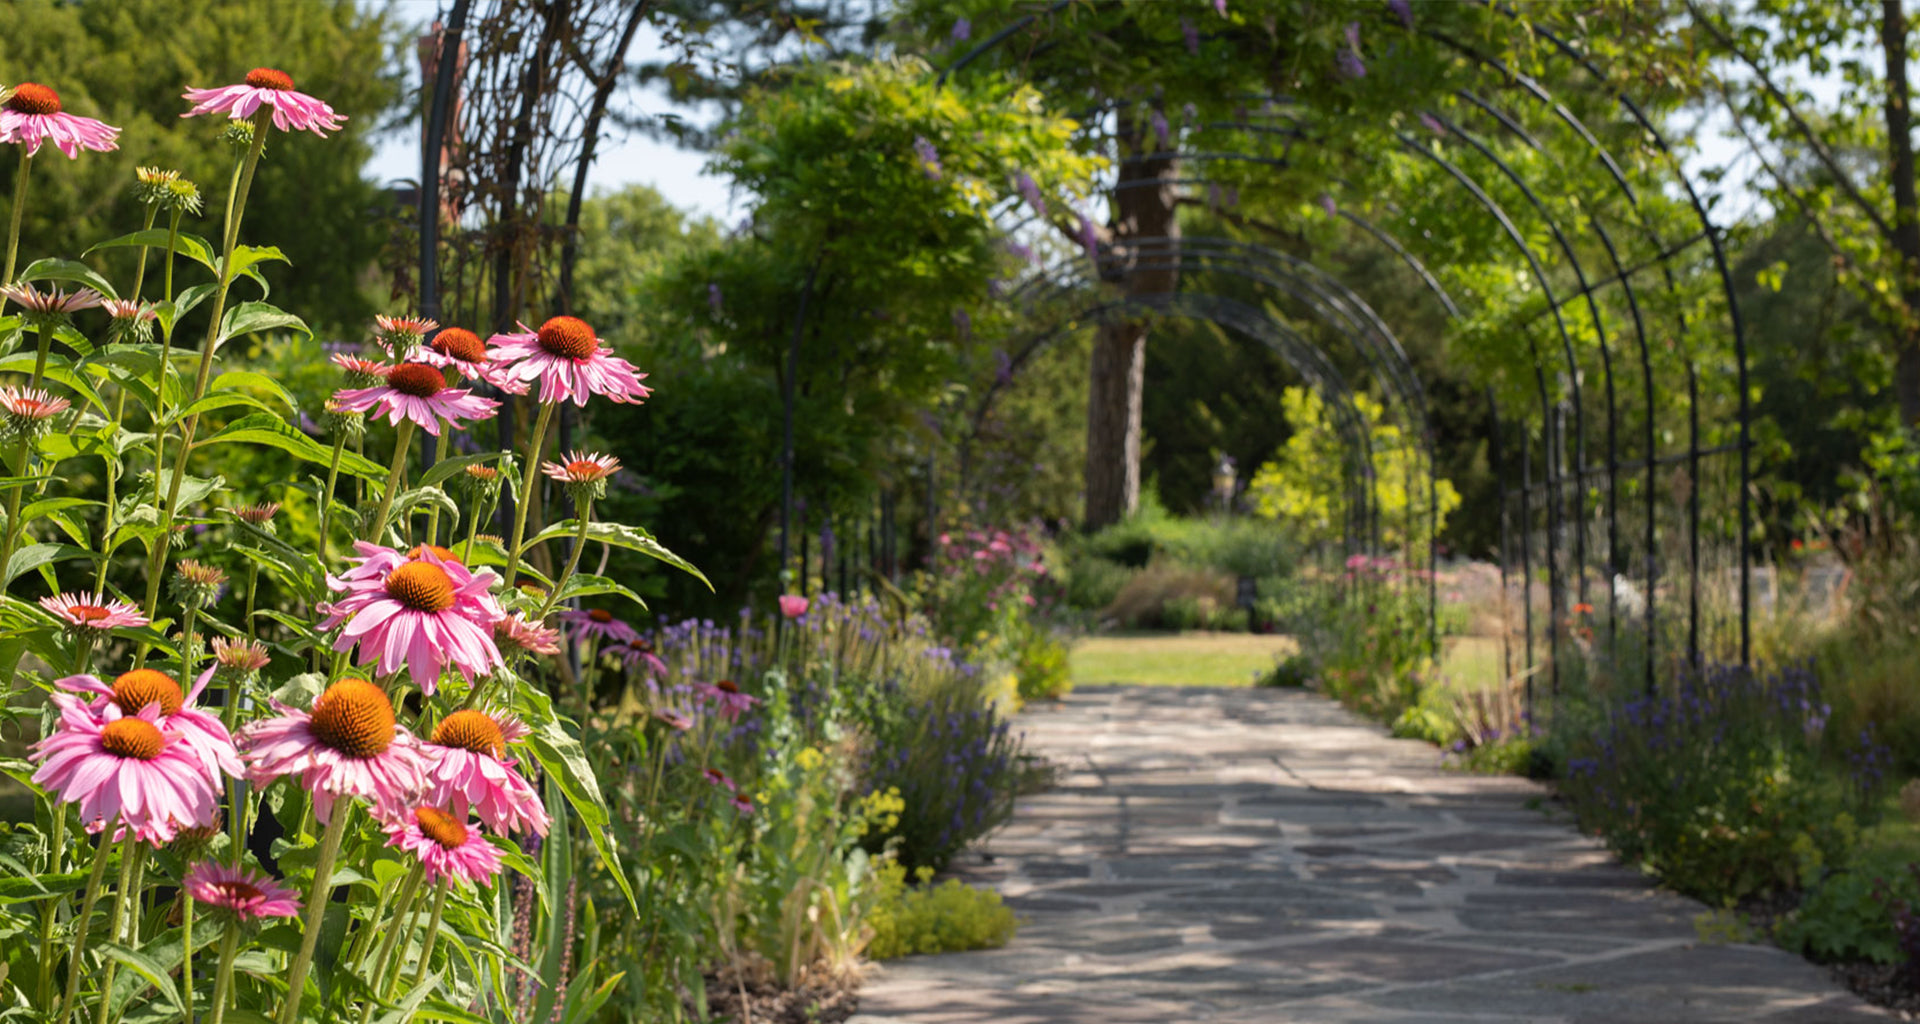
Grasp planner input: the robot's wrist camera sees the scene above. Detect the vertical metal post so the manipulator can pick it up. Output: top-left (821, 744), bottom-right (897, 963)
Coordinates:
top-left (779, 258), bottom-right (822, 582)
top-left (418, 0), bottom-right (470, 329)
top-left (1520, 430), bottom-right (1534, 723)
top-left (1688, 362), bottom-right (1701, 665)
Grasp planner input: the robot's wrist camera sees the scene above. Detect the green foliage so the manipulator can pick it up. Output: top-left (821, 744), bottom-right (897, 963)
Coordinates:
top-left (0, 0), bottom-right (403, 335)
top-left (1776, 844), bottom-right (1920, 965)
top-left (1013, 625), bottom-right (1071, 703)
top-left (1256, 651), bottom-right (1315, 689)
top-left (865, 863), bottom-right (1018, 960)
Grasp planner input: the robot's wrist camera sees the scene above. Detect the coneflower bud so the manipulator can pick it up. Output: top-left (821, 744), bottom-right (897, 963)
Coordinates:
top-left (539, 452), bottom-right (620, 507)
top-left (221, 119), bottom-right (257, 152)
top-left (321, 398), bottom-right (365, 441)
top-left (212, 636), bottom-right (270, 680)
top-left (459, 462), bottom-right (504, 500)
top-left (133, 167), bottom-right (182, 208)
top-left (229, 502), bottom-right (280, 531)
top-left (374, 315), bottom-right (438, 357)
top-left (169, 811), bottom-right (224, 859)
top-left (103, 299), bottom-right (158, 345)
top-left (0, 386), bottom-right (71, 442)
top-left (171, 559), bottom-right (228, 609)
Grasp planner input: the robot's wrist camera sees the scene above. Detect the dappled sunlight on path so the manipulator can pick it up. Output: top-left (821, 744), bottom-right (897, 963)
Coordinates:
top-left (850, 686), bottom-right (1886, 1024)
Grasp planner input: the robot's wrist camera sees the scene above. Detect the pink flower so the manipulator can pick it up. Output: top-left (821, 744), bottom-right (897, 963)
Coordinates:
top-left (1, 385), bottom-right (72, 427)
top-left (56, 665), bottom-right (242, 784)
top-left (331, 362), bottom-right (500, 437)
top-left (778, 595), bottom-right (809, 619)
top-left (319, 545), bottom-right (505, 693)
top-left (496, 612), bottom-right (561, 656)
top-left (30, 702), bottom-right (220, 844)
top-left (38, 592), bottom-right (148, 633)
top-left (181, 68), bottom-right (346, 137)
top-left (540, 451), bottom-right (621, 485)
top-left (183, 861), bottom-right (301, 923)
top-left (1, 83), bottom-right (120, 158)
top-left (383, 806), bottom-right (504, 887)
top-left (560, 607), bottom-right (637, 645)
top-left (238, 678), bottom-right (427, 823)
top-left (330, 352), bottom-right (392, 385)
top-left (652, 708), bottom-right (692, 731)
top-left (419, 710), bottom-right (549, 836)
top-left (614, 639), bottom-right (667, 678)
top-left (693, 679), bottom-right (759, 724)
top-left (703, 768), bottom-right (736, 792)
top-left (408, 327), bottom-right (527, 394)
top-left (730, 794), bottom-right (754, 816)
top-left (487, 316), bottom-right (652, 407)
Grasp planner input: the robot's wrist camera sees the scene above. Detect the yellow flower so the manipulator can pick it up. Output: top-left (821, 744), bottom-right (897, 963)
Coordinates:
top-left (795, 747), bottom-right (825, 772)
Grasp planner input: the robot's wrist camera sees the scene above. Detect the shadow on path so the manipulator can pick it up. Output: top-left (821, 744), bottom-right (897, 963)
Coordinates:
top-left (850, 685), bottom-right (1887, 1024)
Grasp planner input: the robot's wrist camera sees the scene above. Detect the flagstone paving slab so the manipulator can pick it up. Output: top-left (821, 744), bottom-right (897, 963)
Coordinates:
top-left (849, 685), bottom-right (1889, 1023)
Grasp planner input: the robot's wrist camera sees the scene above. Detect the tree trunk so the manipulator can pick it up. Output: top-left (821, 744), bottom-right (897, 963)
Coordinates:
top-left (1882, 0), bottom-right (1920, 424)
top-left (1084, 106), bottom-right (1180, 528)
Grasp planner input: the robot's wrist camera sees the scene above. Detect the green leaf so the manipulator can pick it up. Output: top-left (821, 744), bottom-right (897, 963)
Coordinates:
top-left (171, 390), bottom-right (281, 424)
top-left (5, 543), bottom-right (100, 586)
top-left (84, 228), bottom-right (218, 271)
top-left (217, 301), bottom-right (309, 345)
top-left (18, 257), bottom-right (117, 300)
top-left (418, 451), bottom-right (508, 492)
top-left (211, 368), bottom-right (300, 413)
top-left (532, 520), bottom-right (710, 590)
top-left (524, 719), bottom-right (637, 913)
top-left (0, 869), bottom-right (87, 904)
top-left (196, 414), bottom-right (385, 478)
top-left (552, 573), bottom-right (647, 609)
top-left (98, 942), bottom-right (184, 1015)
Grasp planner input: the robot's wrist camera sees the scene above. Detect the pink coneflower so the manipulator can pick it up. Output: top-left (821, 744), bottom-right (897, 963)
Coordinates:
top-left (0, 283), bottom-right (104, 318)
top-left (652, 708), bottom-right (692, 732)
top-left (614, 638), bottom-right (666, 679)
top-left (319, 545), bottom-right (505, 693)
top-left (541, 452), bottom-right (621, 485)
top-left (487, 316), bottom-right (652, 407)
top-left (694, 679), bottom-right (759, 724)
top-left (102, 299), bottom-right (158, 344)
top-left (420, 710), bottom-right (549, 836)
top-left (330, 362), bottom-right (499, 437)
top-left (1, 83), bottom-right (120, 158)
top-left (211, 635), bottom-right (271, 675)
top-left (730, 794), bottom-right (754, 816)
top-left (57, 665), bottom-right (243, 784)
top-left (496, 613), bottom-right (561, 657)
top-left (778, 595), bottom-right (810, 619)
top-left (229, 502), bottom-right (280, 527)
top-left (183, 860), bottom-right (301, 923)
top-left (330, 352), bottom-right (392, 386)
top-left (384, 806), bottom-right (504, 887)
top-left (702, 768), bottom-right (736, 792)
top-left (39, 592), bottom-right (148, 633)
top-left (238, 678), bottom-right (427, 823)
top-left (409, 327), bottom-right (527, 393)
top-left (374, 315), bottom-right (438, 353)
top-left (181, 68), bottom-right (346, 137)
top-left (560, 607), bottom-right (637, 645)
top-left (30, 702), bottom-right (220, 844)
top-left (1, 385), bottom-right (71, 440)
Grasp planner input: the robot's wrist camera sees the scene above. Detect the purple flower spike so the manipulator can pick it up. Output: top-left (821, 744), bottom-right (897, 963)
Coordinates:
top-left (1016, 171), bottom-right (1046, 217)
top-left (952, 17), bottom-right (971, 42)
top-left (1077, 210), bottom-right (1100, 263)
top-left (708, 282), bottom-right (724, 317)
top-left (1390, 0), bottom-right (1414, 28)
top-left (1215, 0), bottom-right (1227, 15)
top-left (1181, 18), bottom-right (1199, 54)
top-left (1420, 111), bottom-right (1448, 137)
top-left (1320, 193), bottom-right (1337, 218)
top-left (1151, 110), bottom-right (1170, 148)
top-left (914, 135), bottom-right (942, 178)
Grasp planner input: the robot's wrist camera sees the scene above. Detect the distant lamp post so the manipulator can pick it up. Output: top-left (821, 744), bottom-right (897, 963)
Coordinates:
top-left (1212, 454), bottom-right (1237, 515)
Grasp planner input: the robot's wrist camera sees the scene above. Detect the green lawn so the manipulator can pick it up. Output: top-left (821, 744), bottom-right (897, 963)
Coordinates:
top-left (1069, 632), bottom-right (1297, 688)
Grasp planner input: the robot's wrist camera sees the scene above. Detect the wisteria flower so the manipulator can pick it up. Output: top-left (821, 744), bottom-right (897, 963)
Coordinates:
top-left (331, 362), bottom-right (500, 437)
top-left (488, 316), bottom-right (652, 406)
top-left (384, 806), bottom-right (504, 886)
top-left (319, 546), bottom-right (505, 693)
top-left (239, 678), bottom-right (428, 823)
top-left (496, 612), bottom-right (561, 656)
top-left (38, 592), bottom-right (148, 634)
top-left (183, 861), bottom-right (301, 924)
top-left (31, 701), bottom-right (220, 844)
top-left (560, 607), bottom-right (638, 645)
top-left (56, 665), bottom-right (243, 784)
top-left (181, 68), bottom-right (346, 137)
top-left (778, 595), bottom-right (810, 619)
top-left (694, 679), bottom-right (759, 724)
top-left (1, 83), bottom-right (120, 158)
top-left (420, 710), bottom-right (549, 836)
top-left (409, 327), bottom-right (526, 393)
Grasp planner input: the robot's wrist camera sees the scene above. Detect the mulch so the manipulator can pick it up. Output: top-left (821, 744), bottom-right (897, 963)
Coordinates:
top-left (700, 956), bottom-right (862, 1024)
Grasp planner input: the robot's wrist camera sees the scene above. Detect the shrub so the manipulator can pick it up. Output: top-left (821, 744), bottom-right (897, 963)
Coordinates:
top-left (1064, 554), bottom-right (1137, 611)
top-left (1777, 845), bottom-right (1919, 965)
top-left (1014, 626), bottom-right (1072, 702)
top-left (1103, 564), bottom-right (1235, 629)
top-left (1555, 661), bottom-right (1892, 904)
top-left (1258, 652), bottom-right (1315, 688)
top-left (865, 863), bottom-right (1019, 959)
top-left (860, 686), bottom-right (1022, 870)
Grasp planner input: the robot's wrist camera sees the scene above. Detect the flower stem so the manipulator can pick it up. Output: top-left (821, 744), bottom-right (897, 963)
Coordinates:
top-left (92, 837), bottom-right (141, 1024)
top-left (1, 151), bottom-right (34, 308)
top-left (207, 922), bottom-right (239, 1024)
top-left (34, 809), bottom-right (67, 1004)
top-left (179, 605), bottom-right (199, 688)
top-left (503, 400), bottom-right (556, 588)
top-left (0, 440), bottom-right (31, 603)
top-left (408, 881), bottom-right (450, 993)
top-left (318, 432), bottom-right (347, 566)
top-left (277, 806), bottom-right (351, 1024)
top-left (127, 206), bottom-right (158, 303)
top-left (424, 429), bottom-right (450, 545)
top-left (537, 500), bottom-right (594, 621)
top-left (369, 419), bottom-right (418, 542)
top-left (162, 207), bottom-right (182, 304)
top-left (360, 865), bottom-right (423, 1024)
top-left (141, 111), bottom-right (269, 626)
top-left (52, 829), bottom-right (113, 1024)
top-left (180, 894), bottom-right (194, 1022)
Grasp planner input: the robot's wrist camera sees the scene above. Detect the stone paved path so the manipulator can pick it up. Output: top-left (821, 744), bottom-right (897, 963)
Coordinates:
top-left (850, 685), bottom-right (1888, 1023)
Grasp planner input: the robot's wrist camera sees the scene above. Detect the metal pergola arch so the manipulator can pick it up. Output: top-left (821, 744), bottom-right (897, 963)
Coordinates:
top-left (930, 1), bottom-right (1757, 704)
